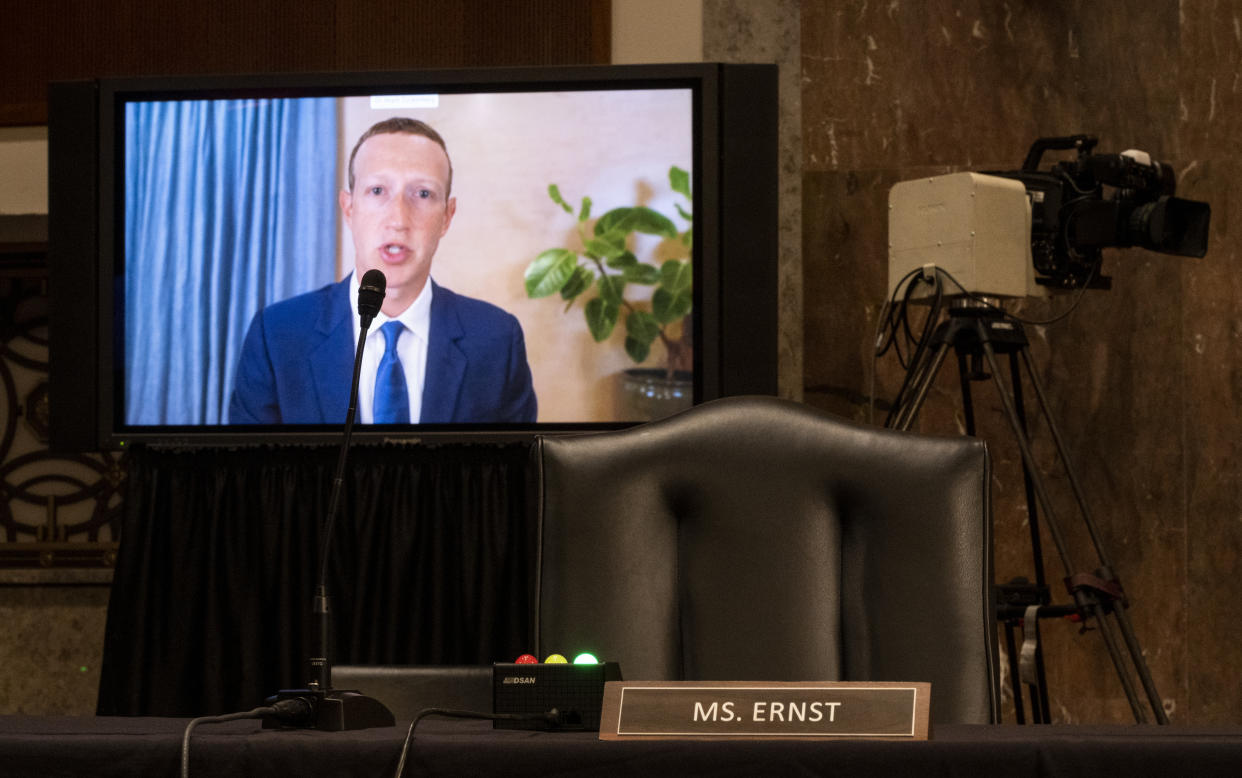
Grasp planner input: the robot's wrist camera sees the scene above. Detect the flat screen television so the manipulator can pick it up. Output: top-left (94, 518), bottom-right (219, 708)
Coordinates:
top-left (48, 63), bottom-right (778, 450)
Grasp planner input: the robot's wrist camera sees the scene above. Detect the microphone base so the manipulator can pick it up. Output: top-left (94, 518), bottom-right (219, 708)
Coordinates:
top-left (265, 688), bottom-right (396, 731)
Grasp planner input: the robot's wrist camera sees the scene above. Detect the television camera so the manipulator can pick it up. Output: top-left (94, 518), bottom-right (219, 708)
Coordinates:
top-left (888, 134), bottom-right (1211, 297)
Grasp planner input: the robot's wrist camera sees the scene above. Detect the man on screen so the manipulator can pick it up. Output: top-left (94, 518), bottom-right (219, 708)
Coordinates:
top-left (228, 118), bottom-right (537, 424)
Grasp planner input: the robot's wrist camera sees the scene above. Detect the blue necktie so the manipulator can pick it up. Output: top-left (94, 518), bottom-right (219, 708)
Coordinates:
top-left (373, 321), bottom-right (410, 423)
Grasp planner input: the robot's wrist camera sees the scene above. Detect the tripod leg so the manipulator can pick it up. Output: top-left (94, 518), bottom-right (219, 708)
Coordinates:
top-left (956, 351), bottom-right (977, 436)
top-left (1112, 605), bottom-right (1170, 723)
top-left (1017, 350), bottom-right (1114, 573)
top-left (1032, 633), bottom-right (1051, 724)
top-left (889, 340), bottom-right (953, 431)
top-left (977, 335), bottom-right (1149, 723)
top-left (1006, 352), bottom-right (1053, 723)
top-left (1007, 353), bottom-right (1049, 590)
top-left (1075, 589), bottom-right (1152, 724)
top-left (1018, 348), bottom-right (1169, 724)
top-left (1017, 605), bottom-right (1049, 724)
top-left (1002, 621), bottom-right (1026, 724)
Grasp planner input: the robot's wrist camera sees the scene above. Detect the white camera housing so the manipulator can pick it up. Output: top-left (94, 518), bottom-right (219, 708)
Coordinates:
top-left (888, 172), bottom-right (1043, 299)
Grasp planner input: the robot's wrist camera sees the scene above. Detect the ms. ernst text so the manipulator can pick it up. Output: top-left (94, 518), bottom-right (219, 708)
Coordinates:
top-left (692, 700), bottom-right (843, 723)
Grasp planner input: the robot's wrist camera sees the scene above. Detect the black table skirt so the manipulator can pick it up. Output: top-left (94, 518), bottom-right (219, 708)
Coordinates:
top-left (3, 717), bottom-right (1241, 778)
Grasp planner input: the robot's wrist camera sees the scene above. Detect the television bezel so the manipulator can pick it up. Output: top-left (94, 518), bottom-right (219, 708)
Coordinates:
top-left (48, 62), bottom-right (778, 451)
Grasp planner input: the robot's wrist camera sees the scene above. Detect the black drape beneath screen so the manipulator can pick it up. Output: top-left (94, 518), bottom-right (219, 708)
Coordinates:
top-left (97, 442), bottom-right (535, 716)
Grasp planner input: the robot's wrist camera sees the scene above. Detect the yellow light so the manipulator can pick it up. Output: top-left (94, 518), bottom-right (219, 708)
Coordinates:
top-left (544, 653), bottom-right (568, 664)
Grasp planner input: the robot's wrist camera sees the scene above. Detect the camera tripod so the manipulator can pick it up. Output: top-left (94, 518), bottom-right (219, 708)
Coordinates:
top-left (885, 300), bottom-right (1168, 724)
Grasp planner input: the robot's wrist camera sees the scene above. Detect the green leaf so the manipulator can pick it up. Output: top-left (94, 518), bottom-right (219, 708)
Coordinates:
top-left (605, 251), bottom-right (638, 270)
top-left (548, 184), bottom-right (573, 214)
top-left (669, 166), bottom-right (691, 200)
top-left (560, 265), bottom-right (593, 301)
top-left (593, 207), bottom-right (634, 236)
top-left (681, 227), bottom-right (693, 248)
top-left (594, 206), bottom-right (678, 239)
top-left (578, 196), bottom-right (592, 222)
top-left (626, 310), bottom-right (661, 342)
top-left (675, 202), bottom-right (692, 222)
top-left (624, 311), bottom-right (660, 363)
top-left (660, 259), bottom-right (692, 292)
top-left (585, 297), bottom-right (619, 341)
top-left (597, 274), bottom-right (626, 306)
top-left (653, 285), bottom-right (693, 324)
top-left (624, 336), bottom-right (652, 363)
top-left (584, 232), bottom-right (626, 259)
top-left (525, 248), bottom-right (577, 298)
top-left (624, 263), bottom-right (661, 285)
top-left (630, 206), bottom-right (678, 238)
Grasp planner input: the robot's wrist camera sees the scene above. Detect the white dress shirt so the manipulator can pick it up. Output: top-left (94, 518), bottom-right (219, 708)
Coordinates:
top-left (349, 271), bottom-right (432, 423)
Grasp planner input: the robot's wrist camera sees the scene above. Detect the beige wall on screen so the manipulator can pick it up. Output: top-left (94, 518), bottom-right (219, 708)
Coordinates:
top-left (336, 91), bottom-right (693, 422)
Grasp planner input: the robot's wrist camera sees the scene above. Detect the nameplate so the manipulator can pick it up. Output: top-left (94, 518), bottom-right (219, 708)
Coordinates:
top-left (599, 681), bottom-right (930, 740)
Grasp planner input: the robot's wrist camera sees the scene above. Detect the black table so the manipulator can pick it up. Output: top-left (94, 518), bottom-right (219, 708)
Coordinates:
top-left (3, 716), bottom-right (1241, 777)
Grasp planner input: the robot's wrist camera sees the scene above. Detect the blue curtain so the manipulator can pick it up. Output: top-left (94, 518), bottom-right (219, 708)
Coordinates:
top-left (124, 98), bottom-right (338, 425)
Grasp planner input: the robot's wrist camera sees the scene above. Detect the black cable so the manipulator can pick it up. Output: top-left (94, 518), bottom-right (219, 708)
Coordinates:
top-left (874, 258), bottom-right (1096, 426)
top-left (898, 271), bottom-right (943, 369)
top-left (878, 270), bottom-right (920, 375)
top-left (871, 267), bottom-right (923, 424)
top-left (180, 698), bottom-right (313, 778)
top-left (871, 267), bottom-right (933, 423)
top-left (874, 267), bottom-right (921, 360)
top-left (882, 269), bottom-right (943, 426)
top-left (182, 706), bottom-right (269, 778)
top-left (393, 708), bottom-right (560, 778)
top-left (889, 273), bottom-right (921, 368)
top-left (1012, 258), bottom-right (1097, 326)
top-left (897, 274), bottom-right (925, 364)
top-left (913, 273), bottom-right (945, 364)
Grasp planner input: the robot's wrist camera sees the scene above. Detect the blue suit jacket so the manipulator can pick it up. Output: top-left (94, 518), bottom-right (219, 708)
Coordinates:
top-left (228, 278), bottom-right (537, 424)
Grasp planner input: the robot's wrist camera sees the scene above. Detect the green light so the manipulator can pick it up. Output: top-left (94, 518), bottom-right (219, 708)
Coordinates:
top-left (79, 666), bottom-right (89, 673)
top-left (572, 652), bottom-right (599, 665)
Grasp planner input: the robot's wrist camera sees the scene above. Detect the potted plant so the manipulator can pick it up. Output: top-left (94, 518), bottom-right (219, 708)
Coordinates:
top-left (524, 165), bottom-right (693, 418)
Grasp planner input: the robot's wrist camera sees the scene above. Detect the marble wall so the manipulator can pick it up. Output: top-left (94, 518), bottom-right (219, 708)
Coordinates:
top-left (0, 581), bottom-right (110, 715)
top-left (800, 0), bottom-right (1241, 723)
top-left (704, 0), bottom-right (804, 400)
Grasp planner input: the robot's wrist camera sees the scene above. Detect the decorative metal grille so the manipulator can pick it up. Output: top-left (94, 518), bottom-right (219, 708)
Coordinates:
top-left (0, 225), bottom-right (122, 575)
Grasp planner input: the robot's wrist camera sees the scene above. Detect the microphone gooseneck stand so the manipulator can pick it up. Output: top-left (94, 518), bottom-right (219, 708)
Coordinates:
top-left (267, 269), bottom-right (395, 731)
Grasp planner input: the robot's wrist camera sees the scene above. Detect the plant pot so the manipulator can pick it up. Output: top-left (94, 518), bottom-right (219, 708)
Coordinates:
top-left (619, 368), bottom-right (693, 421)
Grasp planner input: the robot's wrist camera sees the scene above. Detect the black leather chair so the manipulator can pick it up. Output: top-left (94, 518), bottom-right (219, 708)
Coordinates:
top-left (532, 395), bottom-right (999, 725)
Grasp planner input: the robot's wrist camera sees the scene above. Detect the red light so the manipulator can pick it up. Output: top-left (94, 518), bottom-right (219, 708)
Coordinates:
top-left (514, 653), bottom-right (538, 664)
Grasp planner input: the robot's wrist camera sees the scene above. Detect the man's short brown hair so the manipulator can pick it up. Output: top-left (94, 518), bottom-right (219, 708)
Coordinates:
top-left (346, 117), bottom-right (453, 196)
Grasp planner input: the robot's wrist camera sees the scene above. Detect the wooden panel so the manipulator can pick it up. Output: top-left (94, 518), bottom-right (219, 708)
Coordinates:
top-left (0, 0), bottom-right (612, 126)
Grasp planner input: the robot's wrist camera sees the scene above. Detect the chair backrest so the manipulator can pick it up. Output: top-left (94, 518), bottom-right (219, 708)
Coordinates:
top-left (533, 395), bottom-right (999, 725)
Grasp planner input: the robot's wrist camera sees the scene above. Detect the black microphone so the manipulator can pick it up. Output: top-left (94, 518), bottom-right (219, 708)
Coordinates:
top-left (357, 268), bottom-right (386, 329)
top-left (264, 269), bottom-right (395, 731)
